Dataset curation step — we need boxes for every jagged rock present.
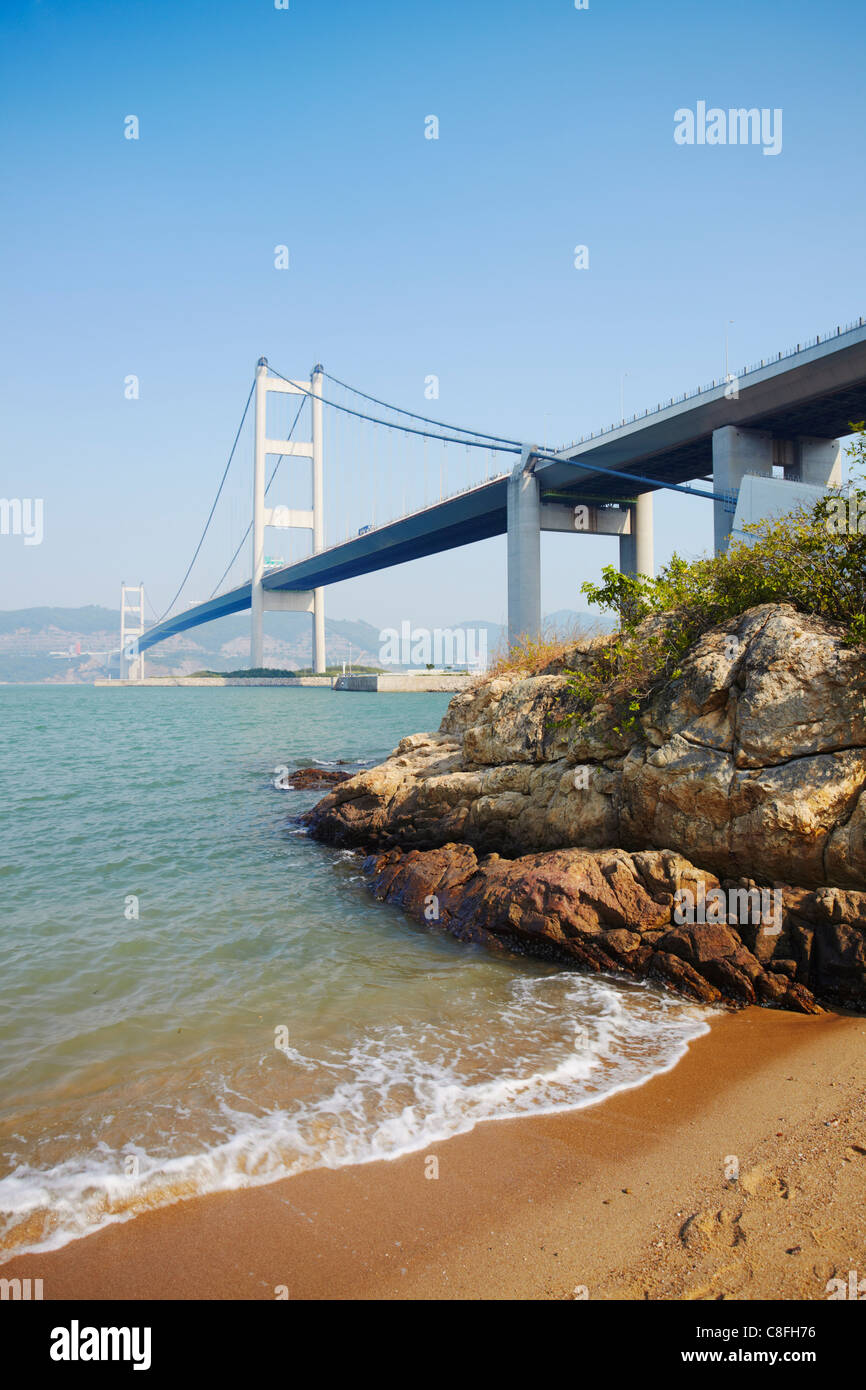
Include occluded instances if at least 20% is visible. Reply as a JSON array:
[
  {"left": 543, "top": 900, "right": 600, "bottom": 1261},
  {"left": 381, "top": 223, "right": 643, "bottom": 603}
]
[
  {"left": 306, "top": 606, "right": 866, "bottom": 888},
  {"left": 650, "top": 951, "right": 723, "bottom": 1005},
  {"left": 304, "top": 604, "right": 866, "bottom": 1012},
  {"left": 359, "top": 843, "right": 823, "bottom": 1012},
  {"left": 283, "top": 768, "right": 352, "bottom": 790}
]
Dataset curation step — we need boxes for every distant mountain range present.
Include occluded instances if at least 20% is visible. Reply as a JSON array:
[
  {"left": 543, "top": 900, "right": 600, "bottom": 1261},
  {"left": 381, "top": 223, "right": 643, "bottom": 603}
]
[{"left": 0, "top": 606, "right": 614, "bottom": 683}]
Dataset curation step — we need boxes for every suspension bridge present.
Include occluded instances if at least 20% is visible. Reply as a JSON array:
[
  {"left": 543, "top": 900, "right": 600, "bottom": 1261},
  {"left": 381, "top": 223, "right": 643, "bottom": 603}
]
[{"left": 118, "top": 317, "right": 866, "bottom": 676}]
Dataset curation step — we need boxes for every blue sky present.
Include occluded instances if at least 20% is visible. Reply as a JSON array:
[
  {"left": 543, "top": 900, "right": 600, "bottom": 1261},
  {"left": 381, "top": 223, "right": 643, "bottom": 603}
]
[{"left": 1, "top": 0, "right": 864, "bottom": 632}]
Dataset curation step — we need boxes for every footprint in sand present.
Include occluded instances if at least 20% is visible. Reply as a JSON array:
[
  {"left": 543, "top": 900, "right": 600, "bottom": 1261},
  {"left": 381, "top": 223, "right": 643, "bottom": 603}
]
[
  {"left": 684, "top": 1260, "right": 753, "bottom": 1300},
  {"left": 740, "top": 1165, "right": 793, "bottom": 1200},
  {"left": 679, "top": 1207, "right": 745, "bottom": 1251}
]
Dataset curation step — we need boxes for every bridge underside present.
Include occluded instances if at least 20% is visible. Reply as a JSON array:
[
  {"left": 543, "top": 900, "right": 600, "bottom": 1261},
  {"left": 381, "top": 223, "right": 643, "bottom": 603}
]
[
  {"left": 137, "top": 585, "right": 251, "bottom": 654},
  {"left": 136, "top": 477, "right": 635, "bottom": 655},
  {"left": 549, "top": 325, "right": 866, "bottom": 500}
]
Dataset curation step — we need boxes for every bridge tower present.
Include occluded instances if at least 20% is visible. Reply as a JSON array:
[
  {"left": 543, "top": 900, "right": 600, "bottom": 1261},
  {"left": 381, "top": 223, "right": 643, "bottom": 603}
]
[
  {"left": 250, "top": 359, "right": 326, "bottom": 673},
  {"left": 120, "top": 582, "right": 145, "bottom": 680}
]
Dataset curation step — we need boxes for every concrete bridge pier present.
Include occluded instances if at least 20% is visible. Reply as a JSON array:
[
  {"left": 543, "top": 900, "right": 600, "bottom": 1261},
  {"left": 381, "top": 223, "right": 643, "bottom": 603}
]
[
  {"left": 507, "top": 447, "right": 541, "bottom": 648},
  {"left": 618, "top": 492, "right": 655, "bottom": 579},
  {"left": 789, "top": 436, "right": 842, "bottom": 486},
  {"left": 712, "top": 425, "right": 841, "bottom": 553},
  {"left": 506, "top": 448, "right": 656, "bottom": 648}
]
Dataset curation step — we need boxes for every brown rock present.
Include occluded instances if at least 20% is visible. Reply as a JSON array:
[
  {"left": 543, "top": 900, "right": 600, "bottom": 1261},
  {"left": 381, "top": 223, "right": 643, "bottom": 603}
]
[
  {"left": 699, "top": 957, "right": 757, "bottom": 1005},
  {"left": 782, "top": 982, "right": 824, "bottom": 1015},
  {"left": 285, "top": 768, "right": 352, "bottom": 790},
  {"left": 304, "top": 602, "right": 865, "bottom": 1013},
  {"left": 755, "top": 972, "right": 789, "bottom": 1003},
  {"left": 307, "top": 605, "right": 866, "bottom": 886},
  {"left": 648, "top": 951, "right": 723, "bottom": 1005}
]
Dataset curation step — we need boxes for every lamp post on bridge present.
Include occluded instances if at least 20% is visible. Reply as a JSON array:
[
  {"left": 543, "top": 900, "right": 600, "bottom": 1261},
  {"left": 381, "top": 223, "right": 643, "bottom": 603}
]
[{"left": 724, "top": 320, "right": 734, "bottom": 381}]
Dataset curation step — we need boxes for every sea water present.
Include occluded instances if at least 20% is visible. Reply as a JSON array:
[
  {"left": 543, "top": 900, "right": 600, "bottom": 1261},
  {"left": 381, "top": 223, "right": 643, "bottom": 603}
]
[{"left": 0, "top": 685, "right": 709, "bottom": 1258}]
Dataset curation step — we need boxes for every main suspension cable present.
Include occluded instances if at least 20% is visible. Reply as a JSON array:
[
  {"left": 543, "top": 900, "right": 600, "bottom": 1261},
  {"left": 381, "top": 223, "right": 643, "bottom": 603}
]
[
  {"left": 154, "top": 377, "right": 255, "bottom": 623},
  {"left": 266, "top": 363, "right": 521, "bottom": 453},
  {"left": 321, "top": 368, "right": 522, "bottom": 446}
]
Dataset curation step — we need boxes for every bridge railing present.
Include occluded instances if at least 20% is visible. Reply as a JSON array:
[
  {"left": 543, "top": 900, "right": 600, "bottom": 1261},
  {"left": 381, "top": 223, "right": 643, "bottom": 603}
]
[
  {"left": 263, "top": 466, "right": 515, "bottom": 574},
  {"left": 557, "top": 315, "right": 866, "bottom": 453}
]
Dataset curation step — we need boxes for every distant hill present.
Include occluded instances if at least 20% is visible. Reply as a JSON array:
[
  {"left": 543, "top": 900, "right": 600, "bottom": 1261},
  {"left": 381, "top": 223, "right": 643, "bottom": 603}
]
[
  {"left": 0, "top": 607, "right": 387, "bottom": 683},
  {"left": 0, "top": 606, "right": 615, "bottom": 683},
  {"left": 0, "top": 606, "right": 119, "bottom": 636}
]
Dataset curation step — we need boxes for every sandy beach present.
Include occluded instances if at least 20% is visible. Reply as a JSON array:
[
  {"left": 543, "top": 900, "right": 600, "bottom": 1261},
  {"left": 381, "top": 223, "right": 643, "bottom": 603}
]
[{"left": 5, "top": 1004, "right": 865, "bottom": 1301}]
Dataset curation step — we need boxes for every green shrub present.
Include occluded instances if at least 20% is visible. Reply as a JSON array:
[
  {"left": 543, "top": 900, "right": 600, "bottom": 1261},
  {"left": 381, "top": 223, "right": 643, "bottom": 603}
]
[{"left": 563, "top": 423, "right": 866, "bottom": 735}]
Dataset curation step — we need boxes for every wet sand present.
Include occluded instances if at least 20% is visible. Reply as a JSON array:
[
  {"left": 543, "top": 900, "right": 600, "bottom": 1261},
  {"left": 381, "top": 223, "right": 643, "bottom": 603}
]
[{"left": 5, "top": 1006, "right": 866, "bottom": 1300}]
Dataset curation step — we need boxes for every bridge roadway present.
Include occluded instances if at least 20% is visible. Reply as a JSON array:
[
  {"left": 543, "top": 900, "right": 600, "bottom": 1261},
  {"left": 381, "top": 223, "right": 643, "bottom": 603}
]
[{"left": 138, "top": 318, "right": 866, "bottom": 656}]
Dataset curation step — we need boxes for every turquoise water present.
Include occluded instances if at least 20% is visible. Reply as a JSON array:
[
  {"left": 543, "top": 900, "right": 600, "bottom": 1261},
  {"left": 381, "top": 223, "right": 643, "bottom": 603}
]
[{"left": 0, "top": 686, "right": 709, "bottom": 1258}]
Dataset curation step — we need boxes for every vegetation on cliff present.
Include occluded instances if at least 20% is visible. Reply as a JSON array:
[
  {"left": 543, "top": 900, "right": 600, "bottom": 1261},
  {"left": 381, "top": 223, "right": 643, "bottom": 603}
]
[{"left": 565, "top": 424, "right": 866, "bottom": 735}]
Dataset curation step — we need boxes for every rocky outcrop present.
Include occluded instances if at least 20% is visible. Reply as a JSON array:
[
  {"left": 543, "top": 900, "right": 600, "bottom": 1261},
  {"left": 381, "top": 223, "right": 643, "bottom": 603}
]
[
  {"left": 362, "top": 844, "right": 833, "bottom": 1012},
  {"left": 283, "top": 768, "right": 352, "bottom": 790},
  {"left": 306, "top": 606, "right": 866, "bottom": 886},
  {"left": 304, "top": 605, "right": 866, "bottom": 1012}
]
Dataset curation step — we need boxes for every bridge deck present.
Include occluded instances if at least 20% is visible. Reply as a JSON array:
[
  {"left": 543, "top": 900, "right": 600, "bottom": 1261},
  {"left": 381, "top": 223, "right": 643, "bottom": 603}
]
[{"left": 138, "top": 319, "right": 866, "bottom": 653}]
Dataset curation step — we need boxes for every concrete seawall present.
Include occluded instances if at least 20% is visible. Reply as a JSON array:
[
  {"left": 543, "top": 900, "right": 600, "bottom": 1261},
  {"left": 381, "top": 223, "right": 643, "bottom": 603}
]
[
  {"left": 332, "top": 674, "right": 473, "bottom": 692},
  {"left": 94, "top": 677, "right": 334, "bottom": 688},
  {"left": 95, "top": 674, "right": 475, "bottom": 691}
]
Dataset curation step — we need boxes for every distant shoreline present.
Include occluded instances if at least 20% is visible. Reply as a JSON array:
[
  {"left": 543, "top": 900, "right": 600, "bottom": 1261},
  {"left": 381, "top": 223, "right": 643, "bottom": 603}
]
[{"left": 92, "top": 673, "right": 474, "bottom": 691}]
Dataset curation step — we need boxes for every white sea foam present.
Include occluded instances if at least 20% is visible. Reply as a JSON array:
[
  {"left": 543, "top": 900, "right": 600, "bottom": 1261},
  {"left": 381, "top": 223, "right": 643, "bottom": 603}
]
[
  {"left": 0, "top": 972, "right": 711, "bottom": 1261},
  {"left": 0, "top": 686, "right": 715, "bottom": 1265}
]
